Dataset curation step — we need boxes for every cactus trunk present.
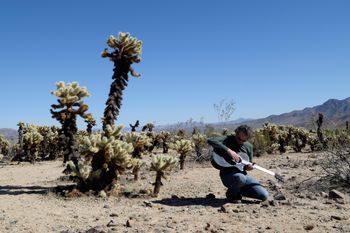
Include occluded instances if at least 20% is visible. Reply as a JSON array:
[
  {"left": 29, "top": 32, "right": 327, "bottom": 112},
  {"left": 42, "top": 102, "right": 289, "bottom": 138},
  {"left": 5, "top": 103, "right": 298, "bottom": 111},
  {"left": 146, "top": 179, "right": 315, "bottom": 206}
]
[
  {"left": 179, "top": 154, "right": 185, "bottom": 170},
  {"left": 102, "top": 59, "right": 131, "bottom": 132},
  {"left": 153, "top": 171, "right": 163, "bottom": 196}
]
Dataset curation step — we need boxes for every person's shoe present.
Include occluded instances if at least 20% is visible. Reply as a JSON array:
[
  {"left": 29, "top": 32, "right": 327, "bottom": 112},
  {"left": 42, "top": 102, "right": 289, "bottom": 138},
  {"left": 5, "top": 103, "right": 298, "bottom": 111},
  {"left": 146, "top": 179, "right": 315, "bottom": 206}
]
[{"left": 225, "top": 190, "right": 242, "bottom": 203}]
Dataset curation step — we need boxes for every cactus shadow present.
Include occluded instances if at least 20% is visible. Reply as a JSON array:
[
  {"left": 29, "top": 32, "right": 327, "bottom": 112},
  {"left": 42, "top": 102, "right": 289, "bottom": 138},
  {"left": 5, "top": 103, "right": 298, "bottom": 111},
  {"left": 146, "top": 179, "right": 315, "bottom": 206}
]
[{"left": 0, "top": 185, "right": 54, "bottom": 196}]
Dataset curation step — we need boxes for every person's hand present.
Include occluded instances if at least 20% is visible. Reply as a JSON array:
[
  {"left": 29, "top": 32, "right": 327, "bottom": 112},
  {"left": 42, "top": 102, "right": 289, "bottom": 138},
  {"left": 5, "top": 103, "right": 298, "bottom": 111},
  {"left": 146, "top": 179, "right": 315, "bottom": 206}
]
[
  {"left": 227, "top": 149, "right": 241, "bottom": 163},
  {"left": 244, "top": 164, "right": 254, "bottom": 171}
]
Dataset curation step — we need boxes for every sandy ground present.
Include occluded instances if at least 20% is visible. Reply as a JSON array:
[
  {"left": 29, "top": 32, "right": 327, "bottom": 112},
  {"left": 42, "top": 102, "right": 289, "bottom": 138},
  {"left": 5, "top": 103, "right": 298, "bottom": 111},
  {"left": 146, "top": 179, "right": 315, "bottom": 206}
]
[{"left": 0, "top": 152, "right": 349, "bottom": 233}]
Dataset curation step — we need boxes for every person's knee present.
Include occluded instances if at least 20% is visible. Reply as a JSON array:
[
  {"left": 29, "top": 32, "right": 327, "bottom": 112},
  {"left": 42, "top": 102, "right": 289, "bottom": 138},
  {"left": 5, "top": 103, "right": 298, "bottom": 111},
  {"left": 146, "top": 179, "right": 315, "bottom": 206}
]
[{"left": 259, "top": 189, "right": 269, "bottom": 201}]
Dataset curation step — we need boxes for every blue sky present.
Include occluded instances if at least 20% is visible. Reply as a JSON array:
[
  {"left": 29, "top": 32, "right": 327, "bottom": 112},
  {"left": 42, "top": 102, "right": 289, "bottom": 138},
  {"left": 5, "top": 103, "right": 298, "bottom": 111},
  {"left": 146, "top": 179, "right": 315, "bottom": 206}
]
[{"left": 0, "top": 0, "right": 349, "bottom": 129}]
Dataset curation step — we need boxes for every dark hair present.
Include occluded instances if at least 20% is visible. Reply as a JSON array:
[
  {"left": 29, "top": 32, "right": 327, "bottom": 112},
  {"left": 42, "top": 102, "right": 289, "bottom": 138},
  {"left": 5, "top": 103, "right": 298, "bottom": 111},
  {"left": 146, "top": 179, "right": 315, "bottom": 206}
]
[{"left": 235, "top": 124, "right": 253, "bottom": 137}]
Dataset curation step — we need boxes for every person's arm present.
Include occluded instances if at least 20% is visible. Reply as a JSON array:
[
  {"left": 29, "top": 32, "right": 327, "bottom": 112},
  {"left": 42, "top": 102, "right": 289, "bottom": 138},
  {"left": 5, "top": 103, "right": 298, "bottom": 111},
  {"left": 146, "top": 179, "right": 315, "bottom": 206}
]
[
  {"left": 207, "top": 136, "right": 240, "bottom": 162},
  {"left": 207, "top": 136, "right": 229, "bottom": 152},
  {"left": 244, "top": 142, "right": 254, "bottom": 171}
]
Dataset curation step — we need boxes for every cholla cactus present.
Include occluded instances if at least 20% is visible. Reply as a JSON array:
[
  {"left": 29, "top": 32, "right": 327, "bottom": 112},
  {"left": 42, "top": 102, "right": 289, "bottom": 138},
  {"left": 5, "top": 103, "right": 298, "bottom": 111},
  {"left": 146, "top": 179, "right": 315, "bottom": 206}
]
[
  {"left": 150, "top": 154, "right": 178, "bottom": 196},
  {"left": 222, "top": 128, "right": 229, "bottom": 136},
  {"left": 124, "top": 132, "right": 152, "bottom": 158},
  {"left": 0, "top": 134, "right": 10, "bottom": 157},
  {"left": 37, "top": 126, "right": 60, "bottom": 160},
  {"left": 22, "top": 125, "right": 44, "bottom": 163},
  {"left": 75, "top": 125, "right": 134, "bottom": 191},
  {"left": 170, "top": 139, "right": 194, "bottom": 170},
  {"left": 191, "top": 133, "right": 207, "bottom": 158},
  {"left": 0, "top": 154, "right": 3, "bottom": 161},
  {"left": 51, "top": 81, "right": 93, "bottom": 164},
  {"left": 142, "top": 123, "right": 154, "bottom": 132},
  {"left": 132, "top": 159, "right": 145, "bottom": 181},
  {"left": 85, "top": 114, "right": 96, "bottom": 134},
  {"left": 159, "top": 131, "right": 171, "bottom": 153},
  {"left": 101, "top": 32, "right": 142, "bottom": 131},
  {"left": 129, "top": 120, "right": 140, "bottom": 132}
]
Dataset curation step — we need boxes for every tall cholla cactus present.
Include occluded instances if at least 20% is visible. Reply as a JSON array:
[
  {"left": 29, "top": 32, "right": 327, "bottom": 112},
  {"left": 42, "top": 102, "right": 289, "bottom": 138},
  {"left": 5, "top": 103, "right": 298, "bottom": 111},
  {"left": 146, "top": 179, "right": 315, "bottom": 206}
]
[
  {"left": 150, "top": 155, "right": 178, "bottom": 196},
  {"left": 22, "top": 125, "right": 44, "bottom": 163},
  {"left": 170, "top": 139, "right": 194, "bottom": 170},
  {"left": 73, "top": 125, "right": 135, "bottom": 191},
  {"left": 101, "top": 32, "right": 142, "bottom": 131},
  {"left": 124, "top": 132, "right": 152, "bottom": 158},
  {"left": 191, "top": 133, "right": 207, "bottom": 158},
  {"left": 51, "top": 81, "right": 93, "bottom": 164}
]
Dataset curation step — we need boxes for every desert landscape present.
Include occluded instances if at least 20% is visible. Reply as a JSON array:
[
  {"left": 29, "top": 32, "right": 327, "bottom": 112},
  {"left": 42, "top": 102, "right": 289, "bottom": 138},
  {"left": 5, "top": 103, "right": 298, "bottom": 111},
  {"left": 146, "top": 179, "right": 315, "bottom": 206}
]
[
  {"left": 1, "top": 2, "right": 350, "bottom": 233},
  {"left": 1, "top": 150, "right": 349, "bottom": 233}
]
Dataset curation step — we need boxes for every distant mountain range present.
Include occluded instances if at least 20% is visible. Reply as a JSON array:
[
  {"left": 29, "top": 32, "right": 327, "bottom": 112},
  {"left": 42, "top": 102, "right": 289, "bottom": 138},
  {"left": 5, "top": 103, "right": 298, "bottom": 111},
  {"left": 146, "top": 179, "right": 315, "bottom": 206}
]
[
  {"left": 2, "top": 97, "right": 350, "bottom": 142},
  {"left": 238, "top": 97, "right": 350, "bottom": 130}
]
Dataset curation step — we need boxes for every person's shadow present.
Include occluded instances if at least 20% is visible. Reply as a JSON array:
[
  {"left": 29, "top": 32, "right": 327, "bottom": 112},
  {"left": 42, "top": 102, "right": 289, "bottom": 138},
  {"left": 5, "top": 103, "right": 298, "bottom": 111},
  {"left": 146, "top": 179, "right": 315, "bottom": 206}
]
[
  {"left": 0, "top": 185, "right": 54, "bottom": 195},
  {"left": 153, "top": 196, "right": 261, "bottom": 207}
]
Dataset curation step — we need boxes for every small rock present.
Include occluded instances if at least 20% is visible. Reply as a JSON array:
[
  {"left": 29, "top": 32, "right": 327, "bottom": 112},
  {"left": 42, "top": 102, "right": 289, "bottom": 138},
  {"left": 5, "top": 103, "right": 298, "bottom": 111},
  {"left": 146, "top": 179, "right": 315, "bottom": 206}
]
[
  {"left": 107, "top": 220, "right": 117, "bottom": 227},
  {"left": 126, "top": 219, "right": 132, "bottom": 227},
  {"left": 329, "top": 189, "right": 346, "bottom": 199},
  {"left": 269, "top": 200, "right": 278, "bottom": 206},
  {"left": 306, "top": 194, "right": 318, "bottom": 200},
  {"left": 218, "top": 205, "right": 228, "bottom": 213},
  {"left": 103, "top": 205, "right": 110, "bottom": 209},
  {"left": 273, "top": 192, "right": 286, "bottom": 200},
  {"left": 335, "top": 198, "right": 345, "bottom": 204},
  {"left": 143, "top": 201, "right": 153, "bottom": 207},
  {"left": 320, "top": 192, "right": 328, "bottom": 198},
  {"left": 109, "top": 213, "right": 118, "bottom": 217},
  {"left": 171, "top": 194, "right": 179, "bottom": 199},
  {"left": 304, "top": 224, "right": 315, "bottom": 231},
  {"left": 206, "top": 193, "right": 216, "bottom": 199},
  {"left": 98, "top": 190, "right": 107, "bottom": 198},
  {"left": 331, "top": 215, "right": 342, "bottom": 221},
  {"left": 205, "top": 223, "right": 211, "bottom": 231}
]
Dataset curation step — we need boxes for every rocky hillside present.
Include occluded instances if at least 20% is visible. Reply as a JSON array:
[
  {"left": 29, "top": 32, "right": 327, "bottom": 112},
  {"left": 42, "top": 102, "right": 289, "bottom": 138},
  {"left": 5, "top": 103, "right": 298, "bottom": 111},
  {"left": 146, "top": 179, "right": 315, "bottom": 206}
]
[
  {"left": 0, "top": 128, "right": 17, "bottom": 143},
  {"left": 240, "top": 97, "right": 350, "bottom": 129}
]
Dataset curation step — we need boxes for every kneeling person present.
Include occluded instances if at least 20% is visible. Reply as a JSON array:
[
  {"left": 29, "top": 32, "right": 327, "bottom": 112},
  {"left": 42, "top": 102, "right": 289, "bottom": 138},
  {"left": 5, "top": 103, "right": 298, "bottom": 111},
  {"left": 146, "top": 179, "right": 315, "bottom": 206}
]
[{"left": 207, "top": 125, "right": 268, "bottom": 202}]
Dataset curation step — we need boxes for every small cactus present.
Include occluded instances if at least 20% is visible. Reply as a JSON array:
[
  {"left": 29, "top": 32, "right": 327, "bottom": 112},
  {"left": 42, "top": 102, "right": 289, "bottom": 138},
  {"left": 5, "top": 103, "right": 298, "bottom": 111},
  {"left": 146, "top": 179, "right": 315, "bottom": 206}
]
[
  {"left": 131, "top": 159, "right": 145, "bottom": 181},
  {"left": 150, "top": 155, "right": 178, "bottom": 196},
  {"left": 124, "top": 132, "right": 152, "bottom": 158},
  {"left": 170, "top": 139, "right": 194, "bottom": 170}
]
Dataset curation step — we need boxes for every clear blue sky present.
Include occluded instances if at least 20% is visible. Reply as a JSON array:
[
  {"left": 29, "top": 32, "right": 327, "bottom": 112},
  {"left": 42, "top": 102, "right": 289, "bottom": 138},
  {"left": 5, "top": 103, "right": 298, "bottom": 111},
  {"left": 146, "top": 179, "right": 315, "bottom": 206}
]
[{"left": 1, "top": 0, "right": 349, "bottom": 129}]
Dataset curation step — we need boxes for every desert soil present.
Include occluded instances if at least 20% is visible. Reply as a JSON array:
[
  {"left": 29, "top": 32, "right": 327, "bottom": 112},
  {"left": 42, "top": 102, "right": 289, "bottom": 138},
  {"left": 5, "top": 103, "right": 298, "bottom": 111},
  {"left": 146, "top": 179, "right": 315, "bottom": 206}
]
[{"left": 0, "top": 152, "right": 349, "bottom": 233}]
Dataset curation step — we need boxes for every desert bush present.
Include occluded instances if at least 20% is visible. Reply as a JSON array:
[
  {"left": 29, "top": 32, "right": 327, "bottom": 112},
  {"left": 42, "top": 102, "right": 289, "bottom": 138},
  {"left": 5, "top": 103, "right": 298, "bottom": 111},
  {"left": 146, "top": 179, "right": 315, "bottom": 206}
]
[{"left": 319, "top": 147, "right": 350, "bottom": 186}]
